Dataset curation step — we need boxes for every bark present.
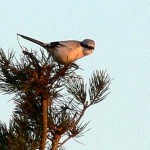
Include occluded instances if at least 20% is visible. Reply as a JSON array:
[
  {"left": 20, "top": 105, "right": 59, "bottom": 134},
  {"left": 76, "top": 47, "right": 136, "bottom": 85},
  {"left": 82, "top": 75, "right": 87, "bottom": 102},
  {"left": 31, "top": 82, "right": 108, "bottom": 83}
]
[
  {"left": 40, "top": 98, "right": 48, "bottom": 150},
  {"left": 51, "top": 134, "right": 61, "bottom": 150}
]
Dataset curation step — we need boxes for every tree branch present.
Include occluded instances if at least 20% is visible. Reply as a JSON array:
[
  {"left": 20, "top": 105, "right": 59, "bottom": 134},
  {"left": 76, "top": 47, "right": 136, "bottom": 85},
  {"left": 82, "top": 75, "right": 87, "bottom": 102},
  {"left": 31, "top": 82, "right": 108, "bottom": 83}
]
[{"left": 51, "top": 134, "right": 61, "bottom": 150}]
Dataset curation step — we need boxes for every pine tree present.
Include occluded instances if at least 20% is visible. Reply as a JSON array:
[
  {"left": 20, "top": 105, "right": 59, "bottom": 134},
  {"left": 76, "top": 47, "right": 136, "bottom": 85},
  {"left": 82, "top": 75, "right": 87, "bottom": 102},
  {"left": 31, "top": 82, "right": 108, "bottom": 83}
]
[{"left": 0, "top": 47, "right": 111, "bottom": 150}]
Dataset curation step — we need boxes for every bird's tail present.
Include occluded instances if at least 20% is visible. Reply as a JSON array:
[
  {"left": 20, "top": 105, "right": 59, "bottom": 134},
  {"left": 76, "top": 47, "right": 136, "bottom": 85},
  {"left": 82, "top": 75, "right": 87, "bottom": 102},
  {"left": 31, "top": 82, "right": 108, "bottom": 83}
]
[{"left": 17, "top": 34, "right": 47, "bottom": 48}]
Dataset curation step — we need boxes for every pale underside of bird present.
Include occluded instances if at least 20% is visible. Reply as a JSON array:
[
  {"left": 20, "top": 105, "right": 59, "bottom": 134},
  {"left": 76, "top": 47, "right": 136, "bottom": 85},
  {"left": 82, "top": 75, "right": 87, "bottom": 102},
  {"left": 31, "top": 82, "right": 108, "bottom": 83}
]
[{"left": 17, "top": 34, "right": 95, "bottom": 64}]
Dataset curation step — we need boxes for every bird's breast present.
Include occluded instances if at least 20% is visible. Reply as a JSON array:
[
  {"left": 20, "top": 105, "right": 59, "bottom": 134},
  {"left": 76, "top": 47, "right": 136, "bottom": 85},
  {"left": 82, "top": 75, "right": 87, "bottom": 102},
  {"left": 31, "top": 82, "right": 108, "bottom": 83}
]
[{"left": 52, "top": 47, "right": 85, "bottom": 64}]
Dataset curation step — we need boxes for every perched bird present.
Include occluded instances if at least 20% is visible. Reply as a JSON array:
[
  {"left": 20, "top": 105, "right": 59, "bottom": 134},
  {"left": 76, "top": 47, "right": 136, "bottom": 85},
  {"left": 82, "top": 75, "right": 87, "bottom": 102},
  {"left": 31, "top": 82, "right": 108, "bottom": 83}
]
[{"left": 17, "top": 34, "right": 95, "bottom": 64}]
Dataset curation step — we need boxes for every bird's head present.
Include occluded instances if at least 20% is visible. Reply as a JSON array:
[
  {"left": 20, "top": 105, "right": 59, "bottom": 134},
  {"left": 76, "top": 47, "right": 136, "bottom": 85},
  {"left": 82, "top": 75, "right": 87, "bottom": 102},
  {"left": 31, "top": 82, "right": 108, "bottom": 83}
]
[{"left": 81, "top": 39, "right": 95, "bottom": 55}]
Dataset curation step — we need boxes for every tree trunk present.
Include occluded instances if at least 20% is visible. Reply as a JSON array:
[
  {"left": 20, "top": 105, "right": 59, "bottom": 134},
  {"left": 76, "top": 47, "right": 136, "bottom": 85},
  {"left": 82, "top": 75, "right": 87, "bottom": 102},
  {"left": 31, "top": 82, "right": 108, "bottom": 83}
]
[{"left": 40, "top": 98, "right": 48, "bottom": 150}]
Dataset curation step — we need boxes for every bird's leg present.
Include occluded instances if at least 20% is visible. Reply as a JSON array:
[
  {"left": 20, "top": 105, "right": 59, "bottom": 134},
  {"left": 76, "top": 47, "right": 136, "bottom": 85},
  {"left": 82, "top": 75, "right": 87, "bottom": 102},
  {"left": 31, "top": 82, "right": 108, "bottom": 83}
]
[{"left": 70, "top": 63, "right": 79, "bottom": 69}]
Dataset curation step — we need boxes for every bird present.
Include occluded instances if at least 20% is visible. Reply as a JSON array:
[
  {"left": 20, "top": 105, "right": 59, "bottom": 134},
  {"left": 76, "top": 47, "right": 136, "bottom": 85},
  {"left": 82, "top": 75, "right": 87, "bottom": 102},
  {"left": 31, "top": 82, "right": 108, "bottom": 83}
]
[{"left": 17, "top": 34, "right": 95, "bottom": 64}]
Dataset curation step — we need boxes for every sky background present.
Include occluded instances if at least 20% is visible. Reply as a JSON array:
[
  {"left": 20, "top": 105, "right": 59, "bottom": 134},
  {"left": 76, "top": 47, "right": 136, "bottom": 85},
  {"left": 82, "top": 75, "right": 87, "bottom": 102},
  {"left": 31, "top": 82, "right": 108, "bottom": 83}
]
[{"left": 0, "top": 0, "right": 150, "bottom": 150}]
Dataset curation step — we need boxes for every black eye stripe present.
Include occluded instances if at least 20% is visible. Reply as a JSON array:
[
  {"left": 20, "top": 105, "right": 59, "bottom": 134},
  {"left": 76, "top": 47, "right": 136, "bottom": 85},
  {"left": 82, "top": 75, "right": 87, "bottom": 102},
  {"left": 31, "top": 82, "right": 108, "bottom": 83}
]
[
  {"left": 80, "top": 42, "right": 94, "bottom": 49},
  {"left": 87, "top": 46, "right": 94, "bottom": 50}
]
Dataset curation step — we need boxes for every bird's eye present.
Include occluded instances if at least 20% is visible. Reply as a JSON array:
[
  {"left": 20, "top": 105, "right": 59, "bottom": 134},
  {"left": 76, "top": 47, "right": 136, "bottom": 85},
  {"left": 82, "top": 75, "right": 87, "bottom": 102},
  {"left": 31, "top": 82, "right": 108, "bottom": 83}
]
[
  {"left": 87, "top": 46, "right": 94, "bottom": 50},
  {"left": 80, "top": 42, "right": 94, "bottom": 50}
]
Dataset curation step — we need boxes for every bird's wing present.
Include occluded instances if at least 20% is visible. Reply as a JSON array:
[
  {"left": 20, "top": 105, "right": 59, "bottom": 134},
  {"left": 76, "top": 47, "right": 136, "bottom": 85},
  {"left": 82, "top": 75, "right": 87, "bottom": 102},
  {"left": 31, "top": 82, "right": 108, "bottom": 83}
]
[
  {"left": 49, "top": 41, "right": 64, "bottom": 49},
  {"left": 55, "top": 40, "right": 80, "bottom": 50},
  {"left": 17, "top": 34, "right": 47, "bottom": 47}
]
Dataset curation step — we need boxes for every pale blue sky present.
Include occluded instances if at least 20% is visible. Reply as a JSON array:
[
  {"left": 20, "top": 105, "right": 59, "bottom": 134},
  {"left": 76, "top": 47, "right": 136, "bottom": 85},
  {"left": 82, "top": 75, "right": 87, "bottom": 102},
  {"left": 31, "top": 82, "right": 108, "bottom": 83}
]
[{"left": 0, "top": 0, "right": 150, "bottom": 150}]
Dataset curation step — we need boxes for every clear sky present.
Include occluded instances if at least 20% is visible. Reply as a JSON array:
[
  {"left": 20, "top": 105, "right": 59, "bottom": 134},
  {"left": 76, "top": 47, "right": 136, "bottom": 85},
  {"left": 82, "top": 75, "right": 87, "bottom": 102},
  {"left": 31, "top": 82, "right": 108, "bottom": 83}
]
[{"left": 0, "top": 0, "right": 150, "bottom": 149}]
